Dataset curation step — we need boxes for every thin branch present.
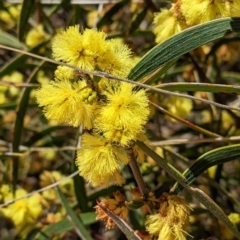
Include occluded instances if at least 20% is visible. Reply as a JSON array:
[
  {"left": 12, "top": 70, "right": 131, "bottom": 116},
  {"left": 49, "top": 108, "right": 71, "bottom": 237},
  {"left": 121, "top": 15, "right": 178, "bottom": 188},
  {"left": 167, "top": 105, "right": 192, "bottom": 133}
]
[
  {"left": 0, "top": 171, "right": 79, "bottom": 207},
  {"left": 150, "top": 101, "right": 222, "bottom": 138},
  {"left": 149, "top": 136, "right": 240, "bottom": 146},
  {"left": 1, "top": 45, "right": 240, "bottom": 111},
  {"left": 127, "top": 148, "right": 149, "bottom": 200},
  {"left": 0, "top": 80, "right": 39, "bottom": 88},
  {"left": 1, "top": 135, "right": 240, "bottom": 155}
]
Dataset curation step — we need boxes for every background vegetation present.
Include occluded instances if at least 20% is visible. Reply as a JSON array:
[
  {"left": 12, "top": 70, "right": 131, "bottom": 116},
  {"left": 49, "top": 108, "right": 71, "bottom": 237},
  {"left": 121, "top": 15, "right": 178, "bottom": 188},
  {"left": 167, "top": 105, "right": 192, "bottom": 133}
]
[{"left": 1, "top": 0, "right": 240, "bottom": 239}]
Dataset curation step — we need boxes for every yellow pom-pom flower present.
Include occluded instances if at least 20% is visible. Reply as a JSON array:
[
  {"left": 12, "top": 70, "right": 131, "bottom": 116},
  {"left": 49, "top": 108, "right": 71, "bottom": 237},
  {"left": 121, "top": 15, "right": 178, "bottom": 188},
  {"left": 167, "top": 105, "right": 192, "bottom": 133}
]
[
  {"left": 95, "top": 82, "right": 150, "bottom": 146},
  {"left": 25, "top": 24, "right": 48, "bottom": 48},
  {"left": 226, "top": 0, "right": 240, "bottom": 17},
  {"left": 1, "top": 188, "right": 43, "bottom": 236},
  {"left": 145, "top": 193, "right": 191, "bottom": 240},
  {"left": 52, "top": 26, "right": 108, "bottom": 71},
  {"left": 101, "top": 38, "right": 133, "bottom": 77},
  {"left": 52, "top": 26, "right": 132, "bottom": 77},
  {"left": 76, "top": 134, "right": 129, "bottom": 187},
  {"left": 0, "top": 4, "right": 21, "bottom": 28},
  {"left": 35, "top": 79, "right": 96, "bottom": 128},
  {"left": 153, "top": 4, "right": 186, "bottom": 44},
  {"left": 181, "top": 0, "right": 230, "bottom": 26}
]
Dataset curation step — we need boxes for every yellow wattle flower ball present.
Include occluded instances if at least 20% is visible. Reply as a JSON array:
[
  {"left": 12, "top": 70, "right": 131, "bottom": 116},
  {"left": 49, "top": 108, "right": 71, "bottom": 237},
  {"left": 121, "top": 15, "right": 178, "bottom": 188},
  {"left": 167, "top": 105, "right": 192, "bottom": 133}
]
[
  {"left": 95, "top": 82, "right": 150, "bottom": 146},
  {"left": 227, "top": 0, "right": 240, "bottom": 17},
  {"left": 25, "top": 24, "right": 48, "bottom": 48},
  {"left": 102, "top": 38, "right": 133, "bottom": 77},
  {"left": 52, "top": 26, "right": 108, "bottom": 71},
  {"left": 52, "top": 26, "right": 133, "bottom": 77},
  {"left": 153, "top": 4, "right": 186, "bottom": 44},
  {"left": 35, "top": 79, "right": 96, "bottom": 129},
  {"left": 180, "top": 0, "right": 230, "bottom": 26},
  {"left": 1, "top": 189, "right": 43, "bottom": 235},
  {"left": 0, "top": 4, "right": 21, "bottom": 28},
  {"left": 145, "top": 193, "right": 191, "bottom": 240},
  {"left": 76, "top": 134, "right": 129, "bottom": 187}
]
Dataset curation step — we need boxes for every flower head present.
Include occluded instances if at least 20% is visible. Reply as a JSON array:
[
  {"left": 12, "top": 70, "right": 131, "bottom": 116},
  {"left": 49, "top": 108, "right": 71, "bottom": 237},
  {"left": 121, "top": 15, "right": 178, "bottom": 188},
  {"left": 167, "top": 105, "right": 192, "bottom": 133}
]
[
  {"left": 76, "top": 134, "right": 129, "bottom": 187},
  {"left": 35, "top": 79, "right": 96, "bottom": 128},
  {"left": 95, "top": 82, "right": 150, "bottom": 146},
  {"left": 145, "top": 193, "right": 191, "bottom": 240},
  {"left": 1, "top": 188, "right": 43, "bottom": 235},
  {"left": 153, "top": 4, "right": 186, "bottom": 44},
  {"left": 0, "top": 4, "right": 21, "bottom": 28},
  {"left": 100, "top": 39, "right": 133, "bottom": 77},
  {"left": 25, "top": 24, "right": 48, "bottom": 48},
  {"left": 52, "top": 26, "right": 132, "bottom": 77},
  {"left": 180, "top": 0, "right": 229, "bottom": 26},
  {"left": 227, "top": 0, "right": 240, "bottom": 17}
]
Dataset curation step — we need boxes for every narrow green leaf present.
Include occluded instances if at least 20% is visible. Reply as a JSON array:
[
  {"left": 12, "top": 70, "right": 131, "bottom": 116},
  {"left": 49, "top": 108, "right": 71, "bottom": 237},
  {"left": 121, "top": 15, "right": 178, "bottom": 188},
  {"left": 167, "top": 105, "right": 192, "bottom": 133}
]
[
  {"left": 156, "top": 82, "right": 240, "bottom": 94},
  {"left": 137, "top": 141, "right": 240, "bottom": 239},
  {"left": 172, "top": 144, "right": 240, "bottom": 194},
  {"left": 0, "top": 102, "right": 22, "bottom": 110},
  {"left": 129, "top": 8, "right": 148, "bottom": 34},
  {"left": 12, "top": 62, "right": 44, "bottom": 192},
  {"left": 0, "top": 0, "right": 4, "bottom": 9},
  {"left": 73, "top": 158, "right": 91, "bottom": 212},
  {"left": 35, "top": 212, "right": 96, "bottom": 240},
  {"left": 56, "top": 186, "right": 94, "bottom": 240},
  {"left": 153, "top": 103, "right": 221, "bottom": 138},
  {"left": 189, "top": 187, "right": 240, "bottom": 240},
  {"left": 222, "top": 71, "right": 240, "bottom": 82},
  {"left": 0, "top": 30, "right": 26, "bottom": 49},
  {"left": 18, "top": 0, "right": 34, "bottom": 41},
  {"left": 98, "top": 204, "right": 141, "bottom": 240},
  {"left": 145, "top": 59, "right": 178, "bottom": 84},
  {"left": 136, "top": 141, "right": 186, "bottom": 185},
  {"left": 128, "top": 18, "right": 240, "bottom": 81}
]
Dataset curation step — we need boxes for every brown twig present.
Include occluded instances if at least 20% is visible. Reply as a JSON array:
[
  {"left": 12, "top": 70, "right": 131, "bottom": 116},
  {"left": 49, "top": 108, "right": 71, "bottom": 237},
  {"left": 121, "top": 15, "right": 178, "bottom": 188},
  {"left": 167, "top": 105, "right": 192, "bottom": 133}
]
[{"left": 127, "top": 147, "right": 149, "bottom": 200}]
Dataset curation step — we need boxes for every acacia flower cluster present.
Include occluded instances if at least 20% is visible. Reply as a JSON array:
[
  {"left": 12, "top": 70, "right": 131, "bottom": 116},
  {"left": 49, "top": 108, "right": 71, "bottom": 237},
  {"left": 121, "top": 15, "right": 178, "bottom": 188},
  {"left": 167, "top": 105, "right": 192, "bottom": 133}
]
[
  {"left": 145, "top": 193, "right": 191, "bottom": 240},
  {"left": 36, "top": 26, "right": 150, "bottom": 187},
  {"left": 153, "top": 0, "right": 240, "bottom": 43},
  {"left": 0, "top": 186, "right": 43, "bottom": 238}
]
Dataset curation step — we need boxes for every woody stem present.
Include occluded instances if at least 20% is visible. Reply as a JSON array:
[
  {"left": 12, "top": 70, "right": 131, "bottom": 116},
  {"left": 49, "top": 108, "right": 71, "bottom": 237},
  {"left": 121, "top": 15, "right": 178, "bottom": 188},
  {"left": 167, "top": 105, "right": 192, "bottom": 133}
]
[{"left": 127, "top": 147, "right": 149, "bottom": 201}]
